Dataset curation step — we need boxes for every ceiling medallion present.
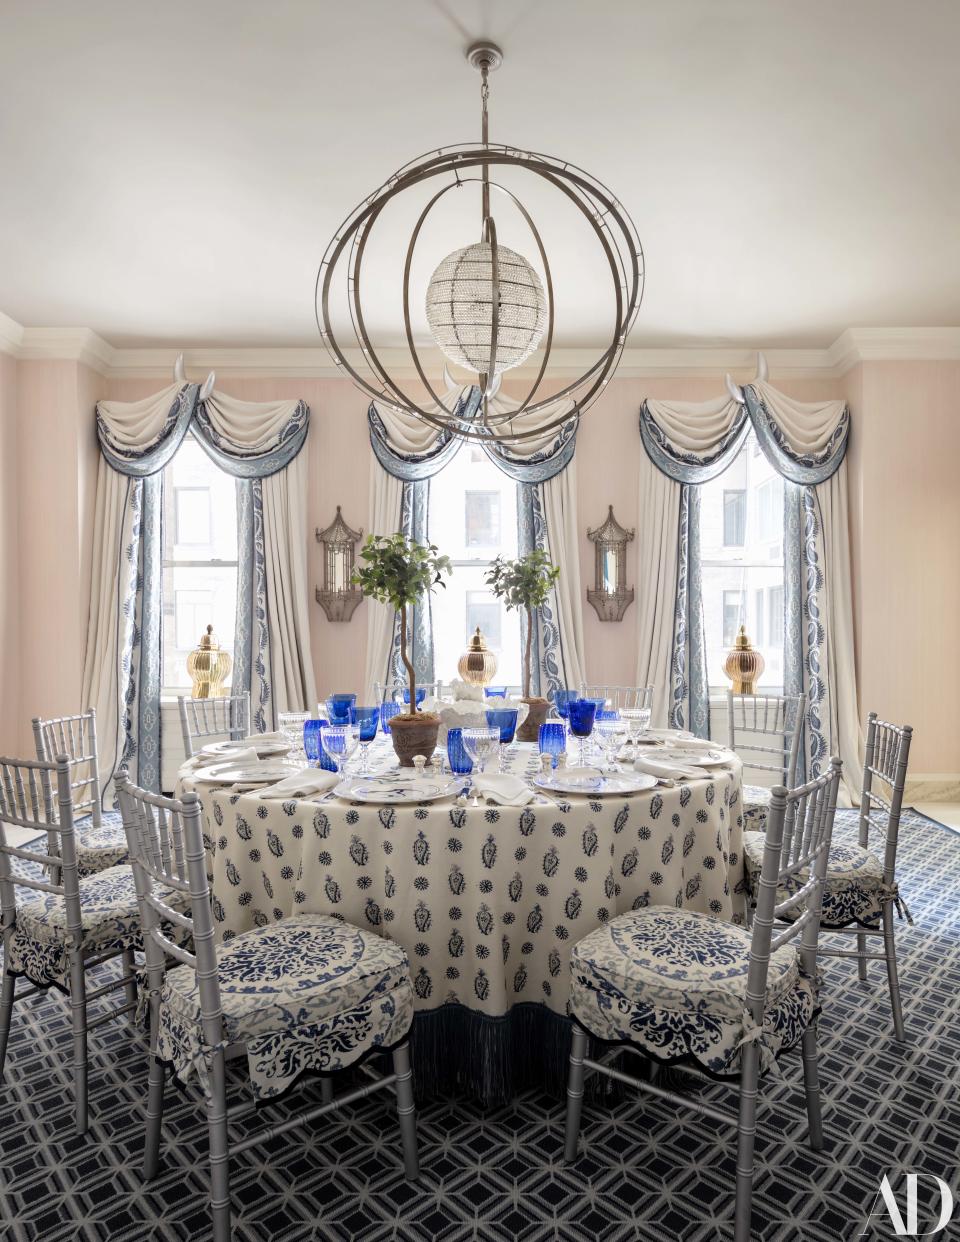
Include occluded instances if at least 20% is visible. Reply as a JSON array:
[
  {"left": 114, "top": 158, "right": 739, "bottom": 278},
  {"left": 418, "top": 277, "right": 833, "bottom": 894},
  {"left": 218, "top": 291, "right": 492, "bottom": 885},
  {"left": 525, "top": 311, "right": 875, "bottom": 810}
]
[{"left": 315, "top": 42, "right": 644, "bottom": 443}]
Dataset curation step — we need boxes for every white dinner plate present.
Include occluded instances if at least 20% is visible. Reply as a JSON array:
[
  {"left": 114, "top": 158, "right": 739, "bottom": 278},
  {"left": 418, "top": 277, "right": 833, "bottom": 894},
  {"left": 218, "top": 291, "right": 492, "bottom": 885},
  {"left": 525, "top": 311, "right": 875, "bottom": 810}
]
[
  {"left": 657, "top": 746, "right": 735, "bottom": 768},
  {"left": 200, "top": 738, "right": 291, "bottom": 760},
  {"left": 335, "top": 775, "right": 459, "bottom": 804},
  {"left": 535, "top": 771, "right": 658, "bottom": 796},
  {"left": 194, "top": 760, "right": 296, "bottom": 786}
]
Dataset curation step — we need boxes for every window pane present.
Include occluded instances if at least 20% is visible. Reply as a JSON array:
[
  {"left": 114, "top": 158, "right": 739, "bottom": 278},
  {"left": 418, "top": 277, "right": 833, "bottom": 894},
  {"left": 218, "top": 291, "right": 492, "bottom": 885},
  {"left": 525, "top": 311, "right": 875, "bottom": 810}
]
[
  {"left": 723, "top": 490, "right": 746, "bottom": 546},
  {"left": 722, "top": 591, "right": 741, "bottom": 646},
  {"left": 465, "top": 490, "right": 501, "bottom": 548},
  {"left": 162, "top": 565, "right": 237, "bottom": 690},
  {"left": 754, "top": 587, "right": 765, "bottom": 646},
  {"left": 175, "top": 488, "right": 212, "bottom": 545},
  {"left": 466, "top": 592, "right": 502, "bottom": 648}
]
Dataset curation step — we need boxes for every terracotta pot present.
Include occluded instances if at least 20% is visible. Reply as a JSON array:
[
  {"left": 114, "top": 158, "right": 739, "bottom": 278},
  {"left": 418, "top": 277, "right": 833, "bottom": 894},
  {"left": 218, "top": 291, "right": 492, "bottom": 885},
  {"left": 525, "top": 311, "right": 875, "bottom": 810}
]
[
  {"left": 516, "top": 696, "right": 550, "bottom": 742},
  {"left": 388, "top": 712, "right": 441, "bottom": 768}
]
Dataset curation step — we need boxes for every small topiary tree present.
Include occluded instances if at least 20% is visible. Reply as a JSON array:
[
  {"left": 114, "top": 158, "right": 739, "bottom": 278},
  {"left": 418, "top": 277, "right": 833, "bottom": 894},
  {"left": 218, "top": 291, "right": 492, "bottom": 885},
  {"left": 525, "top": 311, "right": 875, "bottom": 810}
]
[
  {"left": 352, "top": 532, "right": 452, "bottom": 714},
  {"left": 485, "top": 549, "right": 560, "bottom": 700}
]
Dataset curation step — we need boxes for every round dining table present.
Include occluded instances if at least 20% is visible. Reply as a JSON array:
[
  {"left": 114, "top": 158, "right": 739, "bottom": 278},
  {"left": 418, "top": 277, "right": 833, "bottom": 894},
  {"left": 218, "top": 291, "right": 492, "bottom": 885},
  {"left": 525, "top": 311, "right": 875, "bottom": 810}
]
[{"left": 179, "top": 736, "right": 747, "bottom": 1103}]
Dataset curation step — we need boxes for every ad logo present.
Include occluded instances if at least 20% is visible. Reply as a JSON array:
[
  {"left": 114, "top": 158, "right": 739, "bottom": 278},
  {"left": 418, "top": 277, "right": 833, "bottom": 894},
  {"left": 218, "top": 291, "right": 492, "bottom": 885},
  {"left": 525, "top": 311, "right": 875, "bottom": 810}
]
[{"left": 860, "top": 1174, "right": 955, "bottom": 1238}]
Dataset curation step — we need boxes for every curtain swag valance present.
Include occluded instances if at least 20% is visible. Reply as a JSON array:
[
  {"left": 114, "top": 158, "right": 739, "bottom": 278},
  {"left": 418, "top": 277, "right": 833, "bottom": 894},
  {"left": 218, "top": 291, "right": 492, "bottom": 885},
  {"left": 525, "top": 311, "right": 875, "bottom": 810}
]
[
  {"left": 640, "top": 380, "right": 849, "bottom": 486},
  {"left": 96, "top": 384, "right": 310, "bottom": 479},
  {"left": 369, "top": 384, "right": 579, "bottom": 483}
]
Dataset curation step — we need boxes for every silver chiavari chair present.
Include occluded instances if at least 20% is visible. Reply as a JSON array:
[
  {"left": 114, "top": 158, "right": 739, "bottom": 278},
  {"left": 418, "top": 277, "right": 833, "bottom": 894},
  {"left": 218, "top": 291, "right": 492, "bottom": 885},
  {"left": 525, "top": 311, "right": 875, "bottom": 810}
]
[
  {"left": 564, "top": 757, "right": 842, "bottom": 1242},
  {"left": 0, "top": 756, "right": 153, "bottom": 1134},
  {"left": 118, "top": 774, "right": 419, "bottom": 1242},
  {"left": 824, "top": 713, "right": 913, "bottom": 1038},
  {"left": 727, "top": 691, "right": 806, "bottom": 830},
  {"left": 177, "top": 691, "right": 250, "bottom": 759},
  {"left": 32, "top": 707, "right": 128, "bottom": 877}
]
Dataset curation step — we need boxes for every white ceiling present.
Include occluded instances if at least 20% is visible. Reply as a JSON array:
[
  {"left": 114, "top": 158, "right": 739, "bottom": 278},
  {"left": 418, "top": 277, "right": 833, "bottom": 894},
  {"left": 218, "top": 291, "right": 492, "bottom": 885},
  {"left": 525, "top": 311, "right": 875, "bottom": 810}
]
[{"left": 1, "top": 0, "right": 959, "bottom": 351}]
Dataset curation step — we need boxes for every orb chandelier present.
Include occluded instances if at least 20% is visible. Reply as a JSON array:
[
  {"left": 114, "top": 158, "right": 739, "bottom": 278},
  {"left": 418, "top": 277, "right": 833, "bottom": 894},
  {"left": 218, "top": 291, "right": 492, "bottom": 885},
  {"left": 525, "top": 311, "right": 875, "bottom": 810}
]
[{"left": 315, "top": 42, "right": 644, "bottom": 443}]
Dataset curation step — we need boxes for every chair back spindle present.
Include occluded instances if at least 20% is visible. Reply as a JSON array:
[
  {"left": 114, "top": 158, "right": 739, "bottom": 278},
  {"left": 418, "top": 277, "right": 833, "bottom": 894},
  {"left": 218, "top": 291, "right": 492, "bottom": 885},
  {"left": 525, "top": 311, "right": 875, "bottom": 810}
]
[
  {"left": 32, "top": 709, "right": 103, "bottom": 827},
  {"left": 178, "top": 692, "right": 251, "bottom": 759},
  {"left": 858, "top": 712, "right": 913, "bottom": 885},
  {"left": 727, "top": 692, "right": 805, "bottom": 791}
]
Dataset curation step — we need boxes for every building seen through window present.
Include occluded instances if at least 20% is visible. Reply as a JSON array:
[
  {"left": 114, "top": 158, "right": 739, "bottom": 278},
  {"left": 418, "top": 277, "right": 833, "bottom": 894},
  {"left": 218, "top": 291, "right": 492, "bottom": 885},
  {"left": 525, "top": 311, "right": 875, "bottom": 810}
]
[
  {"left": 700, "top": 432, "right": 784, "bottom": 690},
  {"left": 429, "top": 447, "right": 522, "bottom": 687},
  {"left": 161, "top": 435, "right": 238, "bottom": 690}
]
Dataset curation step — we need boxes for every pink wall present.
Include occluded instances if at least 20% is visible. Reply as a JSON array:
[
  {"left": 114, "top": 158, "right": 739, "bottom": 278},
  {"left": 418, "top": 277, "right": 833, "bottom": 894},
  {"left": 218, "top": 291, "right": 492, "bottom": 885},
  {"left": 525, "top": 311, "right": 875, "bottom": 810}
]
[
  {"left": 0, "top": 352, "right": 19, "bottom": 754},
  {"left": 4, "top": 360, "right": 954, "bottom": 778}
]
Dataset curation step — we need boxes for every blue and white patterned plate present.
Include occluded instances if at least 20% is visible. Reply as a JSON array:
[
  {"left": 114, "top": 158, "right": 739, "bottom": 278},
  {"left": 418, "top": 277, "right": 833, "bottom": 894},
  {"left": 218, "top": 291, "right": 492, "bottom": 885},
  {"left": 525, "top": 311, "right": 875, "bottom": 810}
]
[{"left": 335, "top": 775, "right": 460, "bottom": 804}]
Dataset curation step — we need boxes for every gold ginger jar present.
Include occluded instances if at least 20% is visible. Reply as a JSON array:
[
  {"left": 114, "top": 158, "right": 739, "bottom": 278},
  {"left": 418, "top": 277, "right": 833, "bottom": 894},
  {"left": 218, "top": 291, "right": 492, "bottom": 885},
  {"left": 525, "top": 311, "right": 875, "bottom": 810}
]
[
  {"left": 458, "top": 626, "right": 498, "bottom": 687},
  {"left": 724, "top": 625, "right": 765, "bottom": 694},
  {"left": 187, "top": 625, "right": 233, "bottom": 699}
]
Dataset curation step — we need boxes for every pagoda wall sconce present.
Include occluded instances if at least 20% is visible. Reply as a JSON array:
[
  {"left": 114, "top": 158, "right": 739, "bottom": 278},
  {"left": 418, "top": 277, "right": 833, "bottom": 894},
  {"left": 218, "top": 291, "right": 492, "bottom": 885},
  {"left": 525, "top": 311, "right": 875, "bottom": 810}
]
[
  {"left": 586, "top": 505, "right": 635, "bottom": 622},
  {"left": 316, "top": 506, "right": 363, "bottom": 622}
]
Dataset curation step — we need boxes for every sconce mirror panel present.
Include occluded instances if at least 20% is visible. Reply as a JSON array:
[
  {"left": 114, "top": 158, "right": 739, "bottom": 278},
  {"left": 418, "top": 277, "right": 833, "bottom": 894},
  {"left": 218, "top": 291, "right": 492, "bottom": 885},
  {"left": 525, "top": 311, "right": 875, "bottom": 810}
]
[
  {"left": 586, "top": 505, "right": 635, "bottom": 622},
  {"left": 315, "top": 505, "right": 363, "bottom": 622}
]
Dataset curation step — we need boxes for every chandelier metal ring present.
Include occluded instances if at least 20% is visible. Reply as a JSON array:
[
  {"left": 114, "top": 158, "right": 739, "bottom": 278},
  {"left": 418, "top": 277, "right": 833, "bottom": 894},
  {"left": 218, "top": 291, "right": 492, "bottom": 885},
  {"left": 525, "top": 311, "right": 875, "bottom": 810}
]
[{"left": 315, "top": 46, "right": 644, "bottom": 444}]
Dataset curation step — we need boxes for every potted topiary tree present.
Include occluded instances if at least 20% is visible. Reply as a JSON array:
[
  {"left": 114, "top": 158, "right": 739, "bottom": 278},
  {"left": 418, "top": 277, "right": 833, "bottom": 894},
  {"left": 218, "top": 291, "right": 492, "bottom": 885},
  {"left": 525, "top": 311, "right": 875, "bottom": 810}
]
[
  {"left": 485, "top": 549, "right": 560, "bottom": 742},
  {"left": 352, "top": 532, "right": 452, "bottom": 766}
]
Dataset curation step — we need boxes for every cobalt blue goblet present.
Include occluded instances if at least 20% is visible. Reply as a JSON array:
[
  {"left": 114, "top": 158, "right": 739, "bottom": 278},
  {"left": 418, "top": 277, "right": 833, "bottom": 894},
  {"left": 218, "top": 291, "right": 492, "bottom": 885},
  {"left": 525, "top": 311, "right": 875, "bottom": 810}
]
[
  {"left": 325, "top": 693, "right": 356, "bottom": 725},
  {"left": 567, "top": 698, "right": 597, "bottom": 767},
  {"left": 349, "top": 706, "right": 380, "bottom": 773},
  {"left": 485, "top": 707, "right": 519, "bottom": 772},
  {"left": 554, "top": 689, "right": 579, "bottom": 721}
]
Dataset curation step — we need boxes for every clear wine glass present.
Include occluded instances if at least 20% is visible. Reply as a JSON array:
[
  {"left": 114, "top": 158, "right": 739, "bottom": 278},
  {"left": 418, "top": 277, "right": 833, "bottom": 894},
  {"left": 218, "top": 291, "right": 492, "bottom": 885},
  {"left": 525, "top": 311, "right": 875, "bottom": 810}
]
[
  {"left": 462, "top": 727, "right": 500, "bottom": 776},
  {"left": 278, "top": 711, "right": 310, "bottom": 764},
  {"left": 595, "top": 719, "right": 628, "bottom": 771},
  {"left": 320, "top": 724, "right": 360, "bottom": 777}
]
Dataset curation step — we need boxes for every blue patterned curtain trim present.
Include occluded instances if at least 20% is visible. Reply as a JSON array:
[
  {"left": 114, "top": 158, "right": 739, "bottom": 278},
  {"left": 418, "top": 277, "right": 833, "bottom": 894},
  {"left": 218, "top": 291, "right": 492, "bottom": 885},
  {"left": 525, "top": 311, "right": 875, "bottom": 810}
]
[
  {"left": 783, "top": 483, "right": 805, "bottom": 781},
  {"left": 233, "top": 479, "right": 255, "bottom": 711},
  {"left": 482, "top": 413, "right": 578, "bottom": 483},
  {"left": 668, "top": 486, "right": 709, "bottom": 738},
  {"left": 390, "top": 480, "right": 434, "bottom": 690},
  {"left": 639, "top": 399, "right": 750, "bottom": 484},
  {"left": 96, "top": 385, "right": 198, "bottom": 478},
  {"left": 136, "top": 475, "right": 163, "bottom": 791},
  {"left": 249, "top": 479, "right": 272, "bottom": 731},
  {"left": 744, "top": 386, "right": 848, "bottom": 485},
  {"left": 516, "top": 481, "right": 565, "bottom": 701},
  {"left": 194, "top": 399, "right": 310, "bottom": 479}
]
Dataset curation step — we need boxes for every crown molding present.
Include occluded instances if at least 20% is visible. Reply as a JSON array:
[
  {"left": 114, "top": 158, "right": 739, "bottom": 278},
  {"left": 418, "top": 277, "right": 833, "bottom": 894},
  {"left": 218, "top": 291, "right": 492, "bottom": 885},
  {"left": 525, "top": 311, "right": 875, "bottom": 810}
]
[{"left": 1, "top": 315, "right": 959, "bottom": 380}]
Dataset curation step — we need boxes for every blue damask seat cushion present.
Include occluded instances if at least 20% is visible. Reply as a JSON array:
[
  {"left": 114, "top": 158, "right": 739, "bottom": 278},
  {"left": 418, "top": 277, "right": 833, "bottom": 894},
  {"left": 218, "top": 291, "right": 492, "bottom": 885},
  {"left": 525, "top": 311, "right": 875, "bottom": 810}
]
[
  {"left": 156, "top": 912, "right": 414, "bottom": 1100},
  {"left": 742, "top": 784, "right": 772, "bottom": 831},
  {"left": 742, "top": 831, "right": 886, "bottom": 928},
  {"left": 8, "top": 864, "right": 188, "bottom": 988},
  {"left": 73, "top": 810, "right": 129, "bottom": 876},
  {"left": 569, "top": 906, "right": 815, "bottom": 1077}
]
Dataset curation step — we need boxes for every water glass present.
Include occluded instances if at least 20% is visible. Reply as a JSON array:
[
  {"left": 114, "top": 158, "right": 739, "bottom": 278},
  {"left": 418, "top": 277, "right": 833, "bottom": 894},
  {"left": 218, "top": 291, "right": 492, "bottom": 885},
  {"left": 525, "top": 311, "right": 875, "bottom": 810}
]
[
  {"left": 446, "top": 727, "right": 474, "bottom": 776},
  {"left": 304, "top": 718, "right": 337, "bottom": 772},
  {"left": 324, "top": 693, "right": 356, "bottom": 725},
  {"left": 567, "top": 698, "right": 597, "bottom": 767},
  {"left": 553, "top": 689, "right": 579, "bottom": 721},
  {"left": 461, "top": 726, "right": 499, "bottom": 776},
  {"left": 278, "top": 711, "right": 310, "bottom": 762},
  {"left": 485, "top": 707, "right": 519, "bottom": 772},
  {"left": 320, "top": 723, "right": 360, "bottom": 776},
  {"left": 538, "top": 721, "right": 567, "bottom": 770},
  {"left": 595, "top": 719, "right": 628, "bottom": 770},
  {"left": 349, "top": 706, "right": 380, "bottom": 772},
  {"left": 621, "top": 706, "right": 652, "bottom": 744}
]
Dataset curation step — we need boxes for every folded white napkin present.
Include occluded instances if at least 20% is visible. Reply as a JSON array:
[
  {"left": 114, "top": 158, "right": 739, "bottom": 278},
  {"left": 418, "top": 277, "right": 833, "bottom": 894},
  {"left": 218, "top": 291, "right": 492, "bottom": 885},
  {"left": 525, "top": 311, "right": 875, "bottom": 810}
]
[
  {"left": 473, "top": 773, "right": 535, "bottom": 806},
  {"left": 633, "top": 752, "right": 703, "bottom": 781},
  {"left": 194, "top": 748, "right": 261, "bottom": 778},
  {"left": 258, "top": 769, "right": 339, "bottom": 800}
]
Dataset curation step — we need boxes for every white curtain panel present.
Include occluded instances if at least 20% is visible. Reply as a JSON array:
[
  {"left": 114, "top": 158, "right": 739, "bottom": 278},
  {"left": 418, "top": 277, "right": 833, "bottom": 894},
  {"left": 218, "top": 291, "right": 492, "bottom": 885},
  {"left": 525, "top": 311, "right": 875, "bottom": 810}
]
[
  {"left": 260, "top": 451, "right": 318, "bottom": 719},
  {"left": 81, "top": 458, "right": 133, "bottom": 794},
  {"left": 541, "top": 459, "right": 586, "bottom": 690},
  {"left": 362, "top": 459, "right": 405, "bottom": 702},
  {"left": 815, "top": 462, "right": 864, "bottom": 803},
  {"left": 751, "top": 381, "right": 847, "bottom": 455},
  {"left": 634, "top": 452, "right": 682, "bottom": 728}
]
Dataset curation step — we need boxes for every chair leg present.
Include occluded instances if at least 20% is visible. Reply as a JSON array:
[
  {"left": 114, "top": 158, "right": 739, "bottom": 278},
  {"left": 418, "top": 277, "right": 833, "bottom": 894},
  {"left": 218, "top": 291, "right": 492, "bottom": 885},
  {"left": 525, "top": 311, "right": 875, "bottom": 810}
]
[
  {"left": 564, "top": 1026, "right": 589, "bottom": 1163},
  {"left": 143, "top": 1056, "right": 166, "bottom": 1179},
  {"left": 204, "top": 1047, "right": 232, "bottom": 1242},
  {"left": 800, "top": 1022, "right": 824, "bottom": 1151},
  {"left": 733, "top": 1041, "right": 760, "bottom": 1242},
  {"left": 68, "top": 950, "right": 89, "bottom": 1136},
  {"left": 856, "top": 933, "right": 868, "bottom": 982},
  {"left": 391, "top": 1042, "right": 419, "bottom": 1180},
  {"left": 0, "top": 969, "right": 15, "bottom": 1080},
  {"left": 121, "top": 948, "right": 138, "bottom": 1019},
  {"left": 320, "top": 1076, "right": 334, "bottom": 1105},
  {"left": 881, "top": 902, "right": 906, "bottom": 1041}
]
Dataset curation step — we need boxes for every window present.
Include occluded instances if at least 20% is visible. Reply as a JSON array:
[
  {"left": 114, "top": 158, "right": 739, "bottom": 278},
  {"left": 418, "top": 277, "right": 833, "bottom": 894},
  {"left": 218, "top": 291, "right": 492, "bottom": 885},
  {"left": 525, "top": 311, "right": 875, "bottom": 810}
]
[
  {"left": 161, "top": 435, "right": 238, "bottom": 691},
  {"left": 465, "top": 490, "right": 501, "bottom": 548},
  {"left": 429, "top": 449, "right": 522, "bottom": 687},
  {"left": 723, "top": 490, "right": 746, "bottom": 546},
  {"left": 722, "top": 591, "right": 742, "bottom": 646},
  {"left": 700, "top": 432, "right": 785, "bottom": 691}
]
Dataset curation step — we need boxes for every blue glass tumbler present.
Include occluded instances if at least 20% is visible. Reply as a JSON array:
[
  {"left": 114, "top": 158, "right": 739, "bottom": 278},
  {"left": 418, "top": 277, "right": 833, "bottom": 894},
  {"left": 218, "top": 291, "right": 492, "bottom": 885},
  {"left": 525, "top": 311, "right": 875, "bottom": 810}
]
[
  {"left": 325, "top": 693, "right": 356, "bottom": 725},
  {"left": 446, "top": 727, "right": 474, "bottom": 776},
  {"left": 304, "top": 718, "right": 337, "bottom": 772},
  {"left": 380, "top": 700, "right": 402, "bottom": 733},
  {"left": 538, "top": 721, "right": 567, "bottom": 770}
]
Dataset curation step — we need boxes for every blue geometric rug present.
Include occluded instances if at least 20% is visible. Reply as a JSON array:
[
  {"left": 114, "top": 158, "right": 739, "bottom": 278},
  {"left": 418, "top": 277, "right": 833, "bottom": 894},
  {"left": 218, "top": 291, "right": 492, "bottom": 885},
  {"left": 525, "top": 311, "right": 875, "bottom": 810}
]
[{"left": 1, "top": 809, "right": 957, "bottom": 1241}]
